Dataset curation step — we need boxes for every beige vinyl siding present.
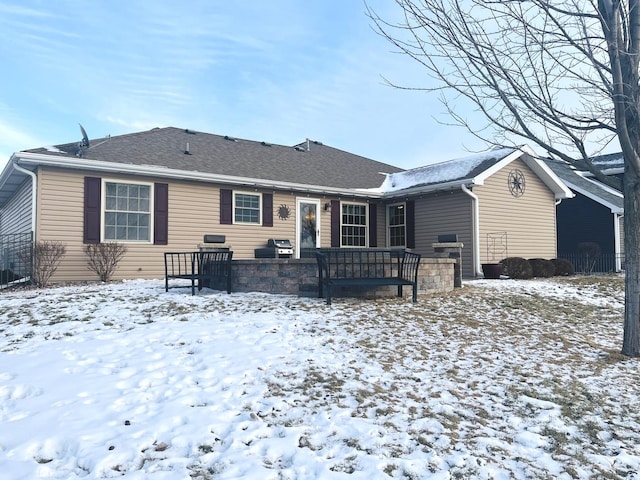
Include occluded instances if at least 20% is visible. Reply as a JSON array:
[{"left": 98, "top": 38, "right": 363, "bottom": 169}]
[
  {"left": 36, "top": 168, "right": 335, "bottom": 283},
  {"left": 0, "top": 178, "right": 32, "bottom": 235},
  {"left": 406, "top": 190, "right": 474, "bottom": 277},
  {"left": 318, "top": 200, "right": 332, "bottom": 248},
  {"left": 475, "top": 159, "right": 557, "bottom": 263}
]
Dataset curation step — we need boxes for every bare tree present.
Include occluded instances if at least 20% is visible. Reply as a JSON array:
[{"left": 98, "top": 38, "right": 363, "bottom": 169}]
[
  {"left": 368, "top": 0, "right": 640, "bottom": 356},
  {"left": 84, "top": 243, "right": 127, "bottom": 282}
]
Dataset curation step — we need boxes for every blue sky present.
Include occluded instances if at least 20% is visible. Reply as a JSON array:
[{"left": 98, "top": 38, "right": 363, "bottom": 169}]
[{"left": 0, "top": 0, "right": 489, "bottom": 171}]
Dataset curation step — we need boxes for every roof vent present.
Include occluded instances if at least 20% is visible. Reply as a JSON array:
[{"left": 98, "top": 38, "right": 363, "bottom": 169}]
[
  {"left": 224, "top": 135, "right": 237, "bottom": 142},
  {"left": 185, "top": 129, "right": 197, "bottom": 135},
  {"left": 184, "top": 141, "right": 192, "bottom": 155},
  {"left": 261, "top": 141, "right": 272, "bottom": 147},
  {"left": 294, "top": 146, "right": 305, "bottom": 152}
]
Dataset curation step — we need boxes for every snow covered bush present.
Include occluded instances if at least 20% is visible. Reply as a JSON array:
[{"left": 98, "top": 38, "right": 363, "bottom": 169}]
[
  {"left": 528, "top": 258, "right": 555, "bottom": 278},
  {"left": 500, "top": 257, "right": 533, "bottom": 279},
  {"left": 84, "top": 242, "right": 127, "bottom": 282}
]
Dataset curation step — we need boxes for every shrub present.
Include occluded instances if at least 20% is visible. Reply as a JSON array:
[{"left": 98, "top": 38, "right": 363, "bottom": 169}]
[
  {"left": 577, "top": 242, "right": 601, "bottom": 273},
  {"left": 500, "top": 257, "right": 533, "bottom": 279},
  {"left": 528, "top": 258, "right": 556, "bottom": 278},
  {"left": 17, "top": 240, "right": 66, "bottom": 288},
  {"left": 552, "top": 258, "right": 575, "bottom": 276},
  {"left": 84, "top": 242, "right": 128, "bottom": 282}
]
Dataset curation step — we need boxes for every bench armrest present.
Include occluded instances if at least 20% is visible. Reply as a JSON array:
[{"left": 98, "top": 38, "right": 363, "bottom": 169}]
[
  {"left": 164, "top": 252, "right": 197, "bottom": 277},
  {"left": 401, "top": 251, "right": 421, "bottom": 283}
]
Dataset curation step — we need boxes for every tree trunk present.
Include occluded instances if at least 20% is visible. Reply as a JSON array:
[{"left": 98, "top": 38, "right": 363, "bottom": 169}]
[{"left": 623, "top": 169, "right": 640, "bottom": 356}]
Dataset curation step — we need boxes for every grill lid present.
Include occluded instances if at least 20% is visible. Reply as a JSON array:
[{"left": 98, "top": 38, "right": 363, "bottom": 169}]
[{"left": 267, "top": 239, "right": 292, "bottom": 248}]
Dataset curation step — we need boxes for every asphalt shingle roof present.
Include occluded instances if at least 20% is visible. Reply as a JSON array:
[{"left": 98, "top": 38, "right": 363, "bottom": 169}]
[
  {"left": 25, "top": 127, "right": 403, "bottom": 190},
  {"left": 545, "top": 158, "right": 623, "bottom": 212},
  {"left": 378, "top": 147, "right": 517, "bottom": 192}
]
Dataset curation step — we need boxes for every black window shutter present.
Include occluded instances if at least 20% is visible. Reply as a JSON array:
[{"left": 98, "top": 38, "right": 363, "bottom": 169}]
[
  {"left": 330, "top": 200, "right": 340, "bottom": 247},
  {"left": 154, "top": 183, "right": 168, "bottom": 245},
  {"left": 262, "top": 193, "right": 273, "bottom": 227},
  {"left": 84, "top": 177, "right": 101, "bottom": 244},
  {"left": 368, "top": 203, "right": 377, "bottom": 247},
  {"left": 220, "top": 189, "right": 232, "bottom": 224},
  {"left": 406, "top": 200, "right": 416, "bottom": 249}
]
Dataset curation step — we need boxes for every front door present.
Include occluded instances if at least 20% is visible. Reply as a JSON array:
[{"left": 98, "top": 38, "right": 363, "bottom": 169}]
[{"left": 296, "top": 199, "right": 320, "bottom": 258}]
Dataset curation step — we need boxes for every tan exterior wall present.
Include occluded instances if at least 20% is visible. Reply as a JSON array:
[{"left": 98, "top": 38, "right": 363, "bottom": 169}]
[
  {"left": 474, "top": 159, "right": 557, "bottom": 264},
  {"left": 31, "top": 158, "right": 561, "bottom": 284},
  {"left": 35, "top": 168, "right": 373, "bottom": 283},
  {"left": 0, "top": 178, "right": 32, "bottom": 235}
]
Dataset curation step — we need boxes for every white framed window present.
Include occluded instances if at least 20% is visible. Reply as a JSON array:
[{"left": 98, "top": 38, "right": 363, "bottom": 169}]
[
  {"left": 341, "top": 202, "right": 368, "bottom": 247},
  {"left": 234, "top": 191, "right": 261, "bottom": 224},
  {"left": 103, "top": 180, "right": 152, "bottom": 242},
  {"left": 387, "top": 203, "right": 406, "bottom": 247}
]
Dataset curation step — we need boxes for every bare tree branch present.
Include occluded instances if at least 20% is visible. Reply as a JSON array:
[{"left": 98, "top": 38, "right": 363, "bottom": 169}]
[{"left": 367, "top": 0, "right": 640, "bottom": 355}]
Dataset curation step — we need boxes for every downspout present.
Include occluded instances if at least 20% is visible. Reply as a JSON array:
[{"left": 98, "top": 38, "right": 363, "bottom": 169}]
[
  {"left": 11, "top": 159, "right": 37, "bottom": 237},
  {"left": 614, "top": 213, "right": 622, "bottom": 272},
  {"left": 461, "top": 184, "right": 482, "bottom": 276}
]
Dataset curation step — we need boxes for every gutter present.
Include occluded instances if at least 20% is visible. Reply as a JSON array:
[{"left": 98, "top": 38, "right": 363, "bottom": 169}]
[
  {"left": 461, "top": 184, "right": 482, "bottom": 277},
  {"left": 14, "top": 152, "right": 379, "bottom": 199},
  {"left": 614, "top": 213, "right": 623, "bottom": 272},
  {"left": 360, "top": 178, "right": 472, "bottom": 199},
  {"left": 11, "top": 159, "right": 37, "bottom": 236}
]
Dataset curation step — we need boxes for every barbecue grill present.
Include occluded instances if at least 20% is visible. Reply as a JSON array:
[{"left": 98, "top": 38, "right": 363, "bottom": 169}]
[{"left": 254, "top": 239, "right": 294, "bottom": 258}]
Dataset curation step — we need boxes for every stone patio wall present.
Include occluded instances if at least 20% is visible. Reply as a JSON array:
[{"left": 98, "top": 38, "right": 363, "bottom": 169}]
[{"left": 209, "top": 257, "right": 456, "bottom": 299}]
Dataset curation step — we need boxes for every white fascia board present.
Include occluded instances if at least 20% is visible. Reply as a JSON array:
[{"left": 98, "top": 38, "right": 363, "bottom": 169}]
[
  {"left": 365, "top": 178, "right": 470, "bottom": 199},
  {"left": 562, "top": 178, "right": 623, "bottom": 214},
  {"left": 473, "top": 145, "right": 574, "bottom": 199},
  {"left": 523, "top": 156, "right": 575, "bottom": 199},
  {"left": 14, "top": 152, "right": 379, "bottom": 199},
  {"left": 0, "top": 153, "right": 20, "bottom": 188},
  {"left": 471, "top": 148, "right": 527, "bottom": 185}
]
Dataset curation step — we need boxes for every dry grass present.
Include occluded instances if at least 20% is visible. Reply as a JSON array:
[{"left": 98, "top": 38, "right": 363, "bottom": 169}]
[{"left": 1, "top": 275, "right": 638, "bottom": 478}]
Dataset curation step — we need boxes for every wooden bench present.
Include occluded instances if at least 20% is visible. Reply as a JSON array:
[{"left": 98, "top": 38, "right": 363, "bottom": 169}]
[
  {"left": 315, "top": 248, "right": 421, "bottom": 305},
  {"left": 164, "top": 251, "right": 233, "bottom": 295}
]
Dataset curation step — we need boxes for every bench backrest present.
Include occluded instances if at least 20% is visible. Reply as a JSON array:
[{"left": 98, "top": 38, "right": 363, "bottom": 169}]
[
  {"left": 200, "top": 251, "right": 233, "bottom": 276},
  {"left": 316, "top": 248, "right": 414, "bottom": 280}
]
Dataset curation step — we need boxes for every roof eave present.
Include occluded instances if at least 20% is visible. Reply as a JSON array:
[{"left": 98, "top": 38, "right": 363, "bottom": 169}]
[
  {"left": 472, "top": 146, "right": 574, "bottom": 200},
  {"left": 371, "top": 178, "right": 471, "bottom": 198},
  {"left": 562, "top": 179, "right": 623, "bottom": 214},
  {"left": 13, "top": 152, "right": 383, "bottom": 199}
]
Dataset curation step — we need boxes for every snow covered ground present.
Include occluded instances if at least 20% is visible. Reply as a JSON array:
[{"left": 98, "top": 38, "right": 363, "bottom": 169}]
[{"left": 0, "top": 276, "right": 638, "bottom": 479}]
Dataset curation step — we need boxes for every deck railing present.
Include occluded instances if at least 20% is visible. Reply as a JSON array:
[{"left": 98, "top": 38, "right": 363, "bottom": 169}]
[
  {"left": 557, "top": 252, "right": 625, "bottom": 274},
  {"left": 0, "top": 232, "right": 33, "bottom": 288}
]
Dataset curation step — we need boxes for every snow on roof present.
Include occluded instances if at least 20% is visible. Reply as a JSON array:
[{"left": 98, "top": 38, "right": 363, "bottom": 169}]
[
  {"left": 374, "top": 147, "right": 517, "bottom": 193},
  {"left": 43, "top": 145, "right": 63, "bottom": 153},
  {"left": 592, "top": 153, "right": 624, "bottom": 168}
]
